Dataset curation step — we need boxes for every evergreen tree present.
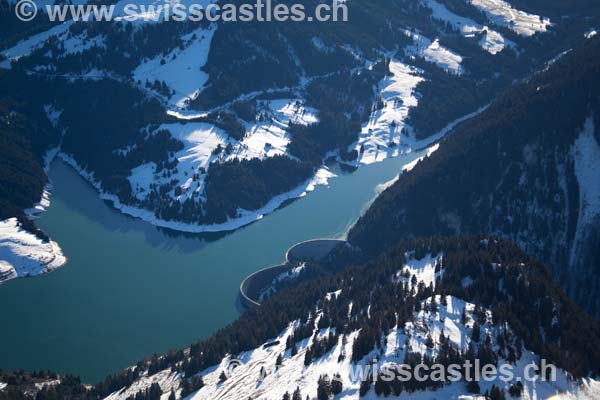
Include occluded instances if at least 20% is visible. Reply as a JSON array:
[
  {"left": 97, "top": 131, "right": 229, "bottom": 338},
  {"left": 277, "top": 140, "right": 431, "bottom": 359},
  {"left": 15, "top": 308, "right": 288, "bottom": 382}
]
[
  {"left": 292, "top": 387, "right": 302, "bottom": 400},
  {"left": 471, "top": 322, "right": 481, "bottom": 342},
  {"left": 508, "top": 382, "right": 523, "bottom": 397},
  {"left": 317, "top": 374, "right": 331, "bottom": 400},
  {"left": 490, "top": 385, "right": 506, "bottom": 400},
  {"left": 359, "top": 377, "right": 371, "bottom": 397},
  {"left": 331, "top": 373, "right": 343, "bottom": 395},
  {"left": 304, "top": 348, "right": 313, "bottom": 366},
  {"left": 466, "top": 380, "right": 480, "bottom": 394}
]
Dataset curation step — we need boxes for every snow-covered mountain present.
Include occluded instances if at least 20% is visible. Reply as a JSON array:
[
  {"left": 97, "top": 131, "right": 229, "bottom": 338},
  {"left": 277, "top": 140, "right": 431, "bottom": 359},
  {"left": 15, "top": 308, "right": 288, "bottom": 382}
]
[{"left": 11, "top": 236, "right": 594, "bottom": 400}]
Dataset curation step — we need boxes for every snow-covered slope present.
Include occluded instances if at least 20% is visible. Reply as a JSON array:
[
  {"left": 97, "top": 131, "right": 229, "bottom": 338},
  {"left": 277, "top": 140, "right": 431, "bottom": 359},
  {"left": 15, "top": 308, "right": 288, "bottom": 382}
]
[
  {"left": 0, "top": 218, "right": 66, "bottom": 283},
  {"left": 103, "top": 298, "right": 599, "bottom": 400},
  {"left": 573, "top": 117, "right": 600, "bottom": 236},
  {"left": 133, "top": 26, "right": 216, "bottom": 108},
  {"left": 467, "top": 0, "right": 551, "bottom": 37},
  {"left": 393, "top": 252, "right": 443, "bottom": 290},
  {"left": 99, "top": 239, "right": 600, "bottom": 400},
  {"left": 226, "top": 99, "right": 319, "bottom": 162},
  {"left": 0, "top": 23, "right": 73, "bottom": 69},
  {"left": 349, "top": 60, "right": 423, "bottom": 165},
  {"left": 569, "top": 117, "right": 600, "bottom": 269},
  {"left": 128, "top": 122, "right": 231, "bottom": 202},
  {"left": 424, "top": 0, "right": 514, "bottom": 54},
  {"left": 122, "top": 97, "right": 322, "bottom": 232},
  {"left": 405, "top": 32, "right": 464, "bottom": 75}
]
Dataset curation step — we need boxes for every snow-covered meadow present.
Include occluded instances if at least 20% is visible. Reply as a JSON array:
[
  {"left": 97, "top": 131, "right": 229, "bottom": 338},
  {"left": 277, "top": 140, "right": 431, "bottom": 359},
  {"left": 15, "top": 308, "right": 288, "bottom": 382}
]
[
  {"left": 348, "top": 60, "right": 424, "bottom": 165},
  {"left": 133, "top": 26, "right": 216, "bottom": 108},
  {"left": 405, "top": 31, "right": 464, "bottom": 75},
  {"left": 467, "top": 0, "right": 551, "bottom": 37},
  {"left": 424, "top": 0, "right": 514, "bottom": 54}
]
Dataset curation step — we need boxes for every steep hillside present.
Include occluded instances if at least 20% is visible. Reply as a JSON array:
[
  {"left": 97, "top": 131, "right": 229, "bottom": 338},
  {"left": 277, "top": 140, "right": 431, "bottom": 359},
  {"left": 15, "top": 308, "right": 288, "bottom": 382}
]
[
  {"left": 0, "top": 95, "right": 67, "bottom": 282},
  {"left": 4, "top": 236, "right": 598, "bottom": 399},
  {"left": 348, "top": 36, "right": 600, "bottom": 315}
]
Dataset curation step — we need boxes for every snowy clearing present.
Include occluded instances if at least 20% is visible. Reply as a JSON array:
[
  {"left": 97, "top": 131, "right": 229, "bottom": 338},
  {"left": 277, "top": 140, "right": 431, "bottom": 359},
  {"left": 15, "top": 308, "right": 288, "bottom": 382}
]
[
  {"left": 129, "top": 98, "right": 318, "bottom": 207},
  {"left": 405, "top": 32, "right": 464, "bottom": 75},
  {"left": 424, "top": 0, "right": 513, "bottom": 54},
  {"left": 133, "top": 26, "right": 216, "bottom": 108},
  {"left": 129, "top": 122, "right": 231, "bottom": 202},
  {"left": 0, "top": 23, "right": 73, "bottom": 69},
  {"left": 227, "top": 99, "right": 318, "bottom": 162},
  {"left": 467, "top": 0, "right": 551, "bottom": 37},
  {"left": 393, "top": 252, "right": 444, "bottom": 291},
  {"left": 349, "top": 59, "right": 424, "bottom": 165}
]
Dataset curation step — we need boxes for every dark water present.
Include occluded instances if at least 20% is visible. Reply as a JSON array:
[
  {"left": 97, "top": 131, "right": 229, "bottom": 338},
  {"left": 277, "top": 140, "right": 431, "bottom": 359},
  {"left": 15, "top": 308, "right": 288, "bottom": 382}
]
[{"left": 0, "top": 151, "right": 425, "bottom": 383}]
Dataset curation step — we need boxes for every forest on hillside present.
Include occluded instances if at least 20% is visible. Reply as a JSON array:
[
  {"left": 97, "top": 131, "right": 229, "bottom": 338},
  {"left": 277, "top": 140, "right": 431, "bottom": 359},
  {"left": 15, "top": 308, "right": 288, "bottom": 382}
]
[
  {"left": 348, "top": 36, "right": 600, "bottom": 315},
  {"left": 3, "top": 235, "right": 599, "bottom": 399}
]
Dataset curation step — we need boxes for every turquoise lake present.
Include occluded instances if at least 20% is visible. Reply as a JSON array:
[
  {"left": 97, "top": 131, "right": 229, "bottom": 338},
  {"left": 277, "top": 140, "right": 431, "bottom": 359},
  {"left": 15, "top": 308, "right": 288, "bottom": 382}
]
[{"left": 0, "top": 150, "right": 425, "bottom": 383}]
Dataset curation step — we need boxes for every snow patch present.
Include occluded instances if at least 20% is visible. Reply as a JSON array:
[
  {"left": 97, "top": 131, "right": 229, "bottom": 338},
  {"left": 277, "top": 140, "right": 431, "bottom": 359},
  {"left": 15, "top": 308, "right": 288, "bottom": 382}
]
[
  {"left": 43, "top": 104, "right": 63, "bottom": 128},
  {"left": 570, "top": 117, "right": 600, "bottom": 266},
  {"left": 129, "top": 122, "right": 230, "bottom": 202},
  {"left": 311, "top": 37, "right": 335, "bottom": 53},
  {"left": 25, "top": 187, "right": 53, "bottom": 218},
  {"left": 130, "top": 98, "right": 318, "bottom": 207},
  {"left": 0, "top": 218, "right": 66, "bottom": 284},
  {"left": 394, "top": 252, "right": 443, "bottom": 291},
  {"left": 227, "top": 99, "right": 318, "bottom": 163},
  {"left": 405, "top": 32, "right": 464, "bottom": 75},
  {"left": 350, "top": 59, "right": 424, "bottom": 165},
  {"left": 401, "top": 143, "right": 440, "bottom": 173},
  {"left": 0, "top": 22, "right": 73, "bottom": 69},
  {"left": 325, "top": 289, "right": 342, "bottom": 301},
  {"left": 467, "top": 0, "right": 551, "bottom": 37},
  {"left": 133, "top": 26, "right": 216, "bottom": 108},
  {"left": 60, "top": 32, "right": 105, "bottom": 58},
  {"left": 574, "top": 117, "right": 600, "bottom": 224},
  {"left": 424, "top": 0, "right": 514, "bottom": 54}
]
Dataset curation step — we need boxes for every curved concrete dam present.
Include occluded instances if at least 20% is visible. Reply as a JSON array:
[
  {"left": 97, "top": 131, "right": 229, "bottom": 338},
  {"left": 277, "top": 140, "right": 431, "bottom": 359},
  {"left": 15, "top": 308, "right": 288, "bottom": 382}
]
[{"left": 239, "top": 239, "right": 346, "bottom": 308}]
